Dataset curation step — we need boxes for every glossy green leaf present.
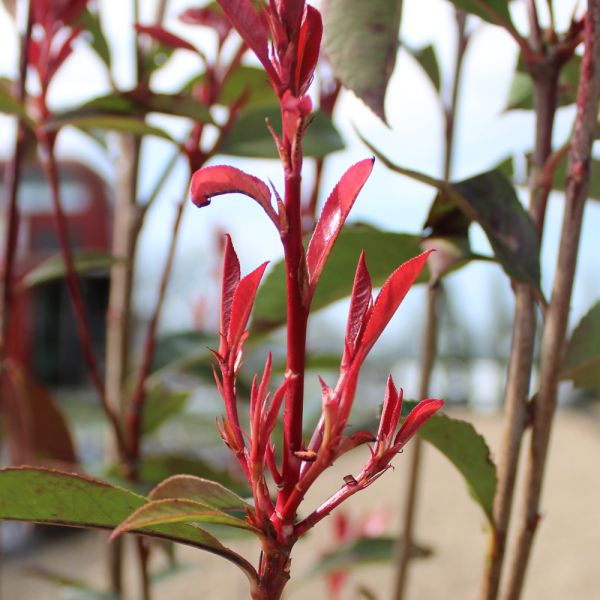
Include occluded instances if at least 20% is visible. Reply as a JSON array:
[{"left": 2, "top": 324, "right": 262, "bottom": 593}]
[
  {"left": 21, "top": 250, "right": 121, "bottom": 289},
  {"left": 113, "top": 498, "right": 255, "bottom": 538},
  {"left": 142, "top": 386, "right": 191, "bottom": 436},
  {"left": 219, "top": 107, "right": 344, "bottom": 158},
  {"left": 365, "top": 141, "right": 540, "bottom": 287},
  {"left": 322, "top": 0, "right": 403, "bottom": 122},
  {"left": 406, "top": 43, "right": 441, "bottom": 92},
  {"left": 305, "top": 536, "right": 431, "bottom": 579},
  {"left": 506, "top": 55, "right": 580, "bottom": 111},
  {"left": 418, "top": 413, "right": 497, "bottom": 524},
  {"left": 442, "top": 0, "right": 513, "bottom": 26},
  {"left": 150, "top": 475, "right": 252, "bottom": 512},
  {"left": 561, "top": 300, "right": 600, "bottom": 390},
  {"left": 0, "top": 467, "right": 255, "bottom": 577},
  {"left": 252, "top": 225, "right": 426, "bottom": 332},
  {"left": 46, "top": 115, "right": 175, "bottom": 141},
  {"left": 77, "top": 9, "right": 112, "bottom": 68}
]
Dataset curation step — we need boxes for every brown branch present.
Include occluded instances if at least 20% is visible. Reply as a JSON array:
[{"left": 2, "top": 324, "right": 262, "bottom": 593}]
[
  {"left": 504, "top": 3, "right": 600, "bottom": 597},
  {"left": 481, "top": 52, "right": 561, "bottom": 600}
]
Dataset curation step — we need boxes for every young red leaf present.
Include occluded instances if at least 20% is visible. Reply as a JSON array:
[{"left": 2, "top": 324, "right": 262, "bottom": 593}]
[
  {"left": 278, "top": 0, "right": 306, "bottom": 40},
  {"left": 135, "top": 24, "right": 197, "bottom": 53},
  {"left": 216, "top": 0, "right": 276, "bottom": 82},
  {"left": 190, "top": 165, "right": 277, "bottom": 225},
  {"left": 342, "top": 251, "right": 372, "bottom": 366},
  {"left": 48, "top": 27, "right": 82, "bottom": 80},
  {"left": 180, "top": 7, "right": 232, "bottom": 42},
  {"left": 228, "top": 262, "right": 269, "bottom": 349},
  {"left": 394, "top": 399, "right": 444, "bottom": 448},
  {"left": 377, "top": 376, "right": 400, "bottom": 442},
  {"left": 295, "top": 5, "right": 322, "bottom": 94},
  {"left": 220, "top": 235, "right": 241, "bottom": 345},
  {"left": 359, "top": 251, "right": 431, "bottom": 358},
  {"left": 306, "top": 158, "right": 374, "bottom": 293}
]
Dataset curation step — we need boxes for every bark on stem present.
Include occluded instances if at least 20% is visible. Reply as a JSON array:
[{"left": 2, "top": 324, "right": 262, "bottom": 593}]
[
  {"left": 504, "top": 4, "right": 600, "bottom": 596},
  {"left": 481, "top": 53, "right": 561, "bottom": 600}
]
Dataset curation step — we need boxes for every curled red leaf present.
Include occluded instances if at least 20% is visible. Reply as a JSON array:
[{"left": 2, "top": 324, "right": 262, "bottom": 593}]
[
  {"left": 394, "top": 399, "right": 444, "bottom": 448},
  {"left": 295, "top": 5, "right": 322, "bottom": 95},
  {"left": 190, "top": 165, "right": 277, "bottom": 225},
  {"left": 220, "top": 235, "right": 241, "bottom": 351},
  {"left": 306, "top": 158, "right": 374, "bottom": 294}
]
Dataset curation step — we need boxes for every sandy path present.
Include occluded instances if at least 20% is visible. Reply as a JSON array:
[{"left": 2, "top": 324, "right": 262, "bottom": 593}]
[{"left": 2, "top": 409, "right": 599, "bottom": 599}]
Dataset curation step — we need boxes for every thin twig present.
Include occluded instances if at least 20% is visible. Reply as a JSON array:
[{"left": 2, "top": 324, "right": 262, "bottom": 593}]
[{"left": 504, "top": 4, "right": 600, "bottom": 597}]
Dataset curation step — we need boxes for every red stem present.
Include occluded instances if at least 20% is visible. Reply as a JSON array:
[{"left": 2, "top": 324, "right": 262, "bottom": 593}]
[{"left": 38, "top": 138, "right": 126, "bottom": 458}]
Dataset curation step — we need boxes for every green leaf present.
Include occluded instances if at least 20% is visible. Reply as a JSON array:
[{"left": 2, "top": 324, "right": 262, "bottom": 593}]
[
  {"left": 442, "top": 0, "right": 513, "bottom": 26},
  {"left": 364, "top": 141, "right": 540, "bottom": 286},
  {"left": 0, "top": 78, "right": 32, "bottom": 126},
  {"left": 252, "top": 225, "right": 426, "bottom": 332},
  {"left": 46, "top": 115, "right": 175, "bottom": 141},
  {"left": 149, "top": 475, "right": 252, "bottom": 512},
  {"left": 405, "top": 43, "right": 441, "bottom": 92},
  {"left": 0, "top": 467, "right": 255, "bottom": 576},
  {"left": 127, "top": 454, "right": 250, "bottom": 496},
  {"left": 142, "top": 93, "right": 214, "bottom": 124},
  {"left": 322, "top": 0, "right": 403, "bottom": 122},
  {"left": 77, "top": 9, "right": 112, "bottom": 68},
  {"left": 217, "top": 66, "right": 277, "bottom": 108},
  {"left": 219, "top": 107, "right": 344, "bottom": 158},
  {"left": 151, "top": 330, "right": 217, "bottom": 372},
  {"left": 305, "top": 536, "right": 431, "bottom": 579},
  {"left": 21, "top": 250, "right": 121, "bottom": 289},
  {"left": 418, "top": 413, "right": 497, "bottom": 524},
  {"left": 506, "top": 55, "right": 580, "bottom": 111},
  {"left": 113, "top": 498, "right": 256, "bottom": 537},
  {"left": 141, "top": 385, "right": 190, "bottom": 437},
  {"left": 561, "top": 300, "right": 600, "bottom": 391}
]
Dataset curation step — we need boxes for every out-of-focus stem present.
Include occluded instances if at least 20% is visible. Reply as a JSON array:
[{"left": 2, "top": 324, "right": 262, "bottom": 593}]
[
  {"left": 504, "top": 4, "right": 600, "bottom": 596},
  {"left": 393, "top": 11, "right": 467, "bottom": 600},
  {"left": 0, "top": 5, "right": 32, "bottom": 368},
  {"left": 392, "top": 286, "right": 440, "bottom": 600}
]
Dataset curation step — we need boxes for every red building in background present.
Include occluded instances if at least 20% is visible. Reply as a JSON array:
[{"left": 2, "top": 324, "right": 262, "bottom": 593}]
[{"left": 1, "top": 161, "right": 111, "bottom": 386}]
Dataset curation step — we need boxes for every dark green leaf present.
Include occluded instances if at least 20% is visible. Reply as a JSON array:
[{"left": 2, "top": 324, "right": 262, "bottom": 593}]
[
  {"left": 418, "top": 413, "right": 497, "bottom": 524},
  {"left": 364, "top": 141, "right": 540, "bottom": 286},
  {"left": 21, "top": 250, "right": 121, "bottom": 289},
  {"left": 113, "top": 498, "right": 255, "bottom": 536},
  {"left": 0, "top": 467, "right": 255, "bottom": 576},
  {"left": 142, "top": 93, "right": 213, "bottom": 124},
  {"left": 142, "top": 386, "right": 191, "bottom": 436},
  {"left": 443, "top": 0, "right": 513, "bottom": 26},
  {"left": 561, "top": 300, "right": 600, "bottom": 390},
  {"left": 305, "top": 536, "right": 431, "bottom": 579},
  {"left": 405, "top": 43, "right": 441, "bottom": 92},
  {"left": 77, "top": 9, "right": 112, "bottom": 68},
  {"left": 151, "top": 330, "right": 217, "bottom": 372},
  {"left": 219, "top": 107, "right": 344, "bottom": 158},
  {"left": 252, "top": 225, "right": 426, "bottom": 332},
  {"left": 322, "top": 0, "right": 403, "bottom": 122},
  {"left": 46, "top": 115, "right": 175, "bottom": 141}
]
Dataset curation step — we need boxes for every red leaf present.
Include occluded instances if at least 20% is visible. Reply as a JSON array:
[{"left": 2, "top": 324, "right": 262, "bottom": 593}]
[
  {"left": 2, "top": 362, "right": 77, "bottom": 467},
  {"left": 179, "top": 7, "right": 232, "bottom": 41},
  {"left": 377, "top": 376, "right": 400, "bottom": 441},
  {"left": 190, "top": 166, "right": 277, "bottom": 224},
  {"left": 394, "top": 399, "right": 444, "bottom": 448},
  {"left": 228, "top": 261, "right": 269, "bottom": 348},
  {"left": 220, "top": 235, "right": 241, "bottom": 344},
  {"left": 48, "top": 26, "right": 82, "bottom": 80},
  {"left": 279, "top": 1, "right": 306, "bottom": 41},
  {"left": 343, "top": 251, "right": 372, "bottom": 365},
  {"left": 306, "top": 158, "right": 374, "bottom": 293},
  {"left": 135, "top": 24, "right": 197, "bottom": 53},
  {"left": 295, "top": 5, "right": 322, "bottom": 94},
  {"left": 216, "top": 0, "right": 276, "bottom": 82},
  {"left": 360, "top": 251, "right": 431, "bottom": 358}
]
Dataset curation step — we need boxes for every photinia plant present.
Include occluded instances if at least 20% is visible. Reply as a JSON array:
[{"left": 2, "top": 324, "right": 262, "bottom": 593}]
[{"left": 111, "top": 1, "right": 443, "bottom": 598}]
